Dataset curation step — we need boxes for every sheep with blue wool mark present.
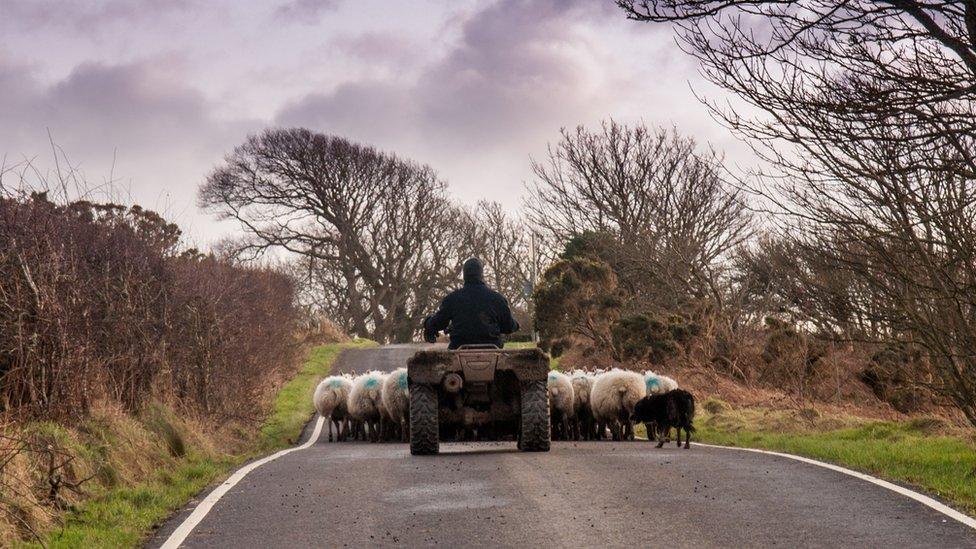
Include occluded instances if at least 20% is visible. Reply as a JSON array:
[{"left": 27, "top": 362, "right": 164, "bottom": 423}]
[
  {"left": 313, "top": 375, "right": 353, "bottom": 442},
  {"left": 348, "top": 370, "right": 388, "bottom": 442},
  {"left": 381, "top": 367, "right": 410, "bottom": 442},
  {"left": 643, "top": 371, "right": 679, "bottom": 396}
]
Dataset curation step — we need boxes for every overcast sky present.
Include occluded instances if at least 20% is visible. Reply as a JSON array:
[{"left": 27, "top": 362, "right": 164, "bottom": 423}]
[{"left": 0, "top": 0, "right": 752, "bottom": 246}]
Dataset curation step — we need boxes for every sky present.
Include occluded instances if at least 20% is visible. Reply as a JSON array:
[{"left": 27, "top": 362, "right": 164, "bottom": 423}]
[{"left": 0, "top": 0, "right": 752, "bottom": 247}]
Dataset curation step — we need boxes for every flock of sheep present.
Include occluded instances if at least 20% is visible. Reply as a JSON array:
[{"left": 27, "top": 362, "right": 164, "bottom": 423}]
[
  {"left": 548, "top": 369, "right": 684, "bottom": 443},
  {"left": 312, "top": 366, "right": 692, "bottom": 446},
  {"left": 313, "top": 368, "right": 411, "bottom": 443}
]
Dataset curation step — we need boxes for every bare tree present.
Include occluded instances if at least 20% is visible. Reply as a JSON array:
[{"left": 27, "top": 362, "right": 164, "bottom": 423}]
[
  {"left": 620, "top": 1, "right": 976, "bottom": 425},
  {"left": 201, "top": 128, "right": 478, "bottom": 343},
  {"left": 525, "top": 120, "right": 751, "bottom": 314},
  {"left": 461, "top": 201, "right": 533, "bottom": 310}
]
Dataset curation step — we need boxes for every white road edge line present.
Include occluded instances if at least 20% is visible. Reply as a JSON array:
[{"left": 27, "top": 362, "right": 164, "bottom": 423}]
[
  {"left": 160, "top": 416, "right": 325, "bottom": 549},
  {"left": 640, "top": 436, "right": 976, "bottom": 530}
]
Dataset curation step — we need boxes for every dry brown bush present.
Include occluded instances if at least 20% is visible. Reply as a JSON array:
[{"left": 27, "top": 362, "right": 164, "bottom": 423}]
[{"left": 0, "top": 192, "right": 301, "bottom": 422}]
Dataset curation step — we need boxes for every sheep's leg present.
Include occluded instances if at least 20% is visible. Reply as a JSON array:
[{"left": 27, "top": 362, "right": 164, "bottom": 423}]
[
  {"left": 644, "top": 422, "right": 654, "bottom": 442},
  {"left": 684, "top": 426, "right": 691, "bottom": 449},
  {"left": 327, "top": 417, "right": 334, "bottom": 442}
]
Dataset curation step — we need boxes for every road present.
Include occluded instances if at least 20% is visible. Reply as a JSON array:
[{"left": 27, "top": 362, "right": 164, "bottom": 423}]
[{"left": 151, "top": 344, "right": 976, "bottom": 548}]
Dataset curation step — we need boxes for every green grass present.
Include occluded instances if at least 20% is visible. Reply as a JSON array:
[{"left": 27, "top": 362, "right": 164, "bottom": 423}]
[
  {"left": 260, "top": 338, "right": 376, "bottom": 449},
  {"left": 35, "top": 457, "right": 235, "bottom": 548},
  {"left": 25, "top": 340, "right": 374, "bottom": 549},
  {"left": 694, "top": 405, "right": 976, "bottom": 517}
]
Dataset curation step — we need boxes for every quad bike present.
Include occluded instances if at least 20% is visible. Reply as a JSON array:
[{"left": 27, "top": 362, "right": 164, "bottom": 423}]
[{"left": 407, "top": 345, "right": 551, "bottom": 455}]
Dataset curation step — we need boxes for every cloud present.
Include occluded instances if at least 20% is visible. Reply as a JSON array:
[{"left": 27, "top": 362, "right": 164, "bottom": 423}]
[
  {"left": 278, "top": 0, "right": 616, "bottom": 151},
  {"left": 274, "top": 0, "right": 341, "bottom": 23},
  {"left": 0, "top": 57, "right": 259, "bottom": 241},
  {"left": 0, "top": 0, "right": 193, "bottom": 31},
  {"left": 329, "top": 32, "right": 422, "bottom": 67},
  {"left": 274, "top": 0, "right": 628, "bottom": 206}
]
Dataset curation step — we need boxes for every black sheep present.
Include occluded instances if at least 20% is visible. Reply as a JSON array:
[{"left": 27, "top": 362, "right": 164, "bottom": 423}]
[{"left": 632, "top": 389, "right": 696, "bottom": 449}]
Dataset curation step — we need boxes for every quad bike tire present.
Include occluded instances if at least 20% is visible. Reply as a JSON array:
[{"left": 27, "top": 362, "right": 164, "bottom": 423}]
[
  {"left": 519, "top": 379, "right": 551, "bottom": 452},
  {"left": 409, "top": 383, "right": 439, "bottom": 455}
]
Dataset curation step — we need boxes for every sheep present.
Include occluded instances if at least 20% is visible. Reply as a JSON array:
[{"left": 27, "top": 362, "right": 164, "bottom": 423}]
[
  {"left": 313, "top": 375, "right": 353, "bottom": 442},
  {"left": 642, "top": 372, "right": 679, "bottom": 440},
  {"left": 569, "top": 370, "right": 597, "bottom": 440},
  {"left": 547, "top": 371, "right": 576, "bottom": 440},
  {"left": 643, "top": 371, "right": 679, "bottom": 395},
  {"left": 381, "top": 367, "right": 410, "bottom": 442},
  {"left": 632, "top": 389, "right": 696, "bottom": 449},
  {"left": 590, "top": 368, "right": 645, "bottom": 441},
  {"left": 348, "top": 371, "right": 388, "bottom": 442}
]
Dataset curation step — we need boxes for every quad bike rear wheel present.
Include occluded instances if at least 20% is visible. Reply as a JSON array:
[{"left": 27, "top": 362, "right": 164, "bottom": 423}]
[
  {"left": 518, "top": 379, "right": 551, "bottom": 452},
  {"left": 409, "top": 383, "right": 439, "bottom": 455}
]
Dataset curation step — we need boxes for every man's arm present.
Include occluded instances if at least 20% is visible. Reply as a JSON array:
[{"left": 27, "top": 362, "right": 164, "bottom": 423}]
[
  {"left": 423, "top": 296, "right": 453, "bottom": 342},
  {"left": 497, "top": 296, "right": 520, "bottom": 335}
]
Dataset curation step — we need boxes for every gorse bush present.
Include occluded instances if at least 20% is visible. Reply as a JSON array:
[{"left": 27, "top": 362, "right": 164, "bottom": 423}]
[
  {"left": 533, "top": 258, "right": 621, "bottom": 357},
  {"left": 611, "top": 313, "right": 700, "bottom": 363},
  {"left": 0, "top": 192, "right": 300, "bottom": 421}
]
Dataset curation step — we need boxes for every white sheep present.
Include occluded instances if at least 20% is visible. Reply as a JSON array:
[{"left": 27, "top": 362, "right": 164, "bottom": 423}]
[
  {"left": 644, "top": 371, "right": 679, "bottom": 395},
  {"left": 348, "top": 370, "right": 388, "bottom": 442},
  {"left": 381, "top": 368, "right": 410, "bottom": 442},
  {"left": 569, "top": 370, "right": 597, "bottom": 440},
  {"left": 547, "top": 370, "right": 576, "bottom": 440},
  {"left": 590, "top": 368, "right": 645, "bottom": 441},
  {"left": 313, "top": 375, "right": 353, "bottom": 442}
]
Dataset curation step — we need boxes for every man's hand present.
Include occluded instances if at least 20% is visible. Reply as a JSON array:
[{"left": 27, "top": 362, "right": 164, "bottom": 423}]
[{"left": 422, "top": 316, "right": 438, "bottom": 343}]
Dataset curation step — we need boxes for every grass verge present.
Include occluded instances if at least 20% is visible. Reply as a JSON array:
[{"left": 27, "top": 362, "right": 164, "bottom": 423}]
[
  {"left": 694, "top": 401, "right": 976, "bottom": 517},
  {"left": 260, "top": 338, "right": 376, "bottom": 449},
  {"left": 17, "top": 339, "right": 375, "bottom": 548}
]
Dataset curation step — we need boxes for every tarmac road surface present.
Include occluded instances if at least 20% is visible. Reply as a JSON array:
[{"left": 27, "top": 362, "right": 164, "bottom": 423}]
[{"left": 151, "top": 344, "right": 976, "bottom": 548}]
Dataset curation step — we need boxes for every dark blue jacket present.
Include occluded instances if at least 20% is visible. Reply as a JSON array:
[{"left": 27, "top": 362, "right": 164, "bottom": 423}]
[{"left": 423, "top": 259, "right": 519, "bottom": 349}]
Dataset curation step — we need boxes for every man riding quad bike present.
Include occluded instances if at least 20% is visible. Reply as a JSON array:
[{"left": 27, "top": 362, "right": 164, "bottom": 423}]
[
  {"left": 422, "top": 257, "right": 520, "bottom": 347},
  {"left": 409, "top": 258, "right": 551, "bottom": 454}
]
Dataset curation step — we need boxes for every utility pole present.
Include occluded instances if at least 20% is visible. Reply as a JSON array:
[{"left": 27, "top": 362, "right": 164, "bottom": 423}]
[{"left": 530, "top": 231, "right": 539, "bottom": 344}]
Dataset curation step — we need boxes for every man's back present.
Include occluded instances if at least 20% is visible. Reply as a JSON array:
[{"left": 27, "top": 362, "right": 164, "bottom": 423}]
[{"left": 424, "top": 258, "right": 519, "bottom": 349}]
